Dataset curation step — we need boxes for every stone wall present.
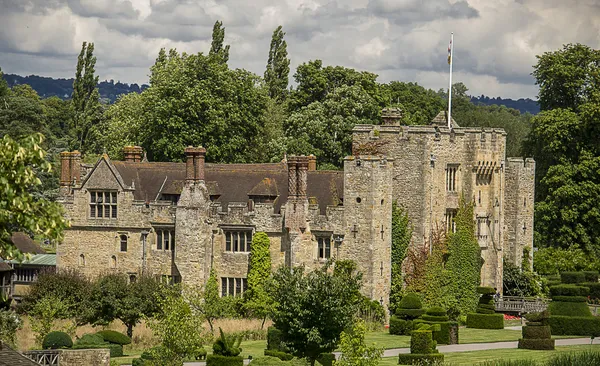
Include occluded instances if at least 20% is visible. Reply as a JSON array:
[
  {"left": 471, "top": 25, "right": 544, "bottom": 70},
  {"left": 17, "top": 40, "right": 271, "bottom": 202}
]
[{"left": 59, "top": 349, "right": 110, "bottom": 366}]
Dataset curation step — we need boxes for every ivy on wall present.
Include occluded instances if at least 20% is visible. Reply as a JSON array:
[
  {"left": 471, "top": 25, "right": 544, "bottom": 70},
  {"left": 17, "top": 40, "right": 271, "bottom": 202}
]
[
  {"left": 390, "top": 202, "right": 412, "bottom": 310},
  {"left": 244, "top": 231, "right": 274, "bottom": 328}
]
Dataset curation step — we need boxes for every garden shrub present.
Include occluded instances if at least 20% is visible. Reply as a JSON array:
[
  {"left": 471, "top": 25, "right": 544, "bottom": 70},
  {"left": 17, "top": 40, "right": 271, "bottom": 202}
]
[
  {"left": 0, "top": 309, "right": 22, "bottom": 347},
  {"left": 583, "top": 271, "right": 599, "bottom": 283},
  {"left": 549, "top": 284, "right": 589, "bottom": 297},
  {"left": 396, "top": 308, "right": 425, "bottom": 319},
  {"left": 517, "top": 338, "right": 555, "bottom": 350},
  {"left": 583, "top": 282, "right": 600, "bottom": 299},
  {"left": 250, "top": 356, "right": 306, "bottom": 366},
  {"left": 96, "top": 330, "right": 131, "bottom": 345},
  {"left": 551, "top": 296, "right": 588, "bottom": 303},
  {"left": 389, "top": 316, "right": 412, "bottom": 335},
  {"left": 42, "top": 331, "right": 73, "bottom": 349},
  {"left": 316, "top": 353, "right": 335, "bottom": 366},
  {"left": 398, "top": 323, "right": 444, "bottom": 365},
  {"left": 549, "top": 315, "right": 600, "bottom": 336},
  {"left": 560, "top": 272, "right": 585, "bottom": 284},
  {"left": 476, "top": 308, "right": 496, "bottom": 314},
  {"left": 548, "top": 299, "right": 592, "bottom": 317},
  {"left": 518, "top": 310, "right": 554, "bottom": 350},
  {"left": 195, "top": 347, "right": 207, "bottom": 360},
  {"left": 267, "top": 327, "right": 284, "bottom": 351},
  {"left": 397, "top": 353, "right": 444, "bottom": 365},
  {"left": 415, "top": 307, "right": 457, "bottom": 345},
  {"left": 424, "top": 307, "right": 448, "bottom": 317},
  {"left": 264, "top": 349, "right": 294, "bottom": 361},
  {"left": 75, "top": 333, "right": 105, "bottom": 345},
  {"left": 522, "top": 325, "right": 551, "bottom": 339},
  {"left": 206, "top": 354, "right": 244, "bottom": 366},
  {"left": 396, "top": 293, "right": 422, "bottom": 311},
  {"left": 72, "top": 342, "right": 123, "bottom": 357},
  {"left": 213, "top": 328, "right": 242, "bottom": 357},
  {"left": 466, "top": 313, "right": 504, "bottom": 329}
]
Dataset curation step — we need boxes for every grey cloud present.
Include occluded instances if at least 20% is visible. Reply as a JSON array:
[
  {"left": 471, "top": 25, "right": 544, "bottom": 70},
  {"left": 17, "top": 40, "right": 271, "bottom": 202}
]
[
  {"left": 366, "top": 0, "right": 479, "bottom": 24},
  {"left": 66, "top": 0, "right": 138, "bottom": 19}
]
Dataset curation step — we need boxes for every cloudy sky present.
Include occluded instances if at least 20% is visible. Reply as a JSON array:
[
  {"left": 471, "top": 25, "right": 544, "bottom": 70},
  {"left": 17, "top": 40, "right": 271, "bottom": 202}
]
[{"left": 1, "top": 0, "right": 599, "bottom": 99}]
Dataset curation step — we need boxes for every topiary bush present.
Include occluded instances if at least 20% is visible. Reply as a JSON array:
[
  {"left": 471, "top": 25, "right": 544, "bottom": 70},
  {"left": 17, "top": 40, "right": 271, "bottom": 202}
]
[
  {"left": 96, "top": 330, "right": 131, "bottom": 345},
  {"left": 389, "top": 316, "right": 412, "bottom": 336},
  {"left": 397, "top": 293, "right": 423, "bottom": 310},
  {"left": 549, "top": 284, "right": 589, "bottom": 297},
  {"left": 466, "top": 313, "right": 504, "bottom": 329},
  {"left": 583, "top": 282, "right": 600, "bottom": 300},
  {"left": 42, "top": 331, "right": 73, "bottom": 349},
  {"left": 206, "top": 354, "right": 244, "bottom": 366},
  {"left": 415, "top": 307, "right": 458, "bottom": 345},
  {"left": 518, "top": 310, "right": 554, "bottom": 350},
  {"left": 560, "top": 272, "right": 585, "bottom": 284},
  {"left": 75, "top": 333, "right": 105, "bottom": 346},
  {"left": 264, "top": 349, "right": 294, "bottom": 361},
  {"left": 213, "top": 328, "right": 242, "bottom": 357},
  {"left": 548, "top": 301, "right": 592, "bottom": 317},
  {"left": 398, "top": 323, "right": 444, "bottom": 365},
  {"left": 583, "top": 271, "right": 599, "bottom": 283},
  {"left": 549, "top": 316, "right": 600, "bottom": 336}
]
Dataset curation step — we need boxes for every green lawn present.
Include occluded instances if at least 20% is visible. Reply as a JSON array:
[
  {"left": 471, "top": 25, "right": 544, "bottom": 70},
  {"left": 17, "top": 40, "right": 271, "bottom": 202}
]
[{"left": 379, "top": 344, "right": 600, "bottom": 365}]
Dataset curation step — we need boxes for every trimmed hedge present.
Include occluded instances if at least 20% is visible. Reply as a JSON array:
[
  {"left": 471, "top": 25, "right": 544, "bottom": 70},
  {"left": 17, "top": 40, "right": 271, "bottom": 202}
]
[
  {"left": 479, "top": 303, "right": 496, "bottom": 311},
  {"left": 411, "top": 329, "right": 436, "bottom": 354},
  {"left": 398, "top": 353, "right": 444, "bottom": 365},
  {"left": 75, "top": 333, "right": 105, "bottom": 345},
  {"left": 425, "top": 307, "right": 448, "bottom": 317},
  {"left": 560, "top": 272, "right": 585, "bottom": 284},
  {"left": 522, "top": 325, "right": 551, "bottom": 339},
  {"left": 550, "top": 285, "right": 589, "bottom": 297},
  {"left": 524, "top": 310, "right": 550, "bottom": 323},
  {"left": 548, "top": 301, "right": 592, "bottom": 317},
  {"left": 476, "top": 308, "right": 497, "bottom": 315},
  {"left": 551, "top": 296, "right": 588, "bottom": 303},
  {"left": 264, "top": 350, "right": 293, "bottom": 361},
  {"left": 42, "top": 331, "right": 73, "bottom": 350},
  {"left": 72, "top": 343, "right": 123, "bottom": 357},
  {"left": 549, "top": 315, "right": 600, "bottom": 336},
  {"left": 96, "top": 330, "right": 131, "bottom": 345},
  {"left": 466, "top": 313, "right": 504, "bottom": 329},
  {"left": 206, "top": 355, "right": 244, "bottom": 366},
  {"left": 267, "top": 327, "right": 282, "bottom": 351},
  {"left": 396, "top": 308, "right": 425, "bottom": 319},
  {"left": 477, "top": 286, "right": 496, "bottom": 295},
  {"left": 421, "top": 315, "right": 449, "bottom": 322},
  {"left": 517, "top": 338, "right": 555, "bottom": 350},
  {"left": 583, "top": 282, "right": 600, "bottom": 299},
  {"left": 414, "top": 319, "right": 458, "bottom": 345},
  {"left": 317, "top": 353, "right": 335, "bottom": 366},
  {"left": 583, "top": 271, "right": 599, "bottom": 283},
  {"left": 398, "top": 293, "right": 423, "bottom": 309},
  {"left": 389, "top": 316, "right": 412, "bottom": 336}
]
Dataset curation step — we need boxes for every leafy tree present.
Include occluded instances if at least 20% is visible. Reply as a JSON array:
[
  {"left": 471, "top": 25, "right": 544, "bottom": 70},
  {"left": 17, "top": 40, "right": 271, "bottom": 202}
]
[
  {"left": 29, "top": 295, "right": 74, "bottom": 347},
  {"left": 83, "top": 273, "right": 128, "bottom": 327},
  {"left": 533, "top": 245, "right": 600, "bottom": 275},
  {"left": 271, "top": 262, "right": 361, "bottom": 366},
  {"left": 380, "top": 81, "right": 445, "bottom": 125},
  {"left": 148, "top": 285, "right": 204, "bottom": 365},
  {"left": 252, "top": 97, "right": 287, "bottom": 163},
  {"left": 336, "top": 319, "right": 383, "bottom": 366},
  {"left": 70, "top": 41, "right": 101, "bottom": 152},
  {"left": 120, "top": 275, "right": 163, "bottom": 337},
  {"left": 0, "top": 84, "right": 50, "bottom": 140},
  {"left": 445, "top": 196, "right": 481, "bottom": 317},
  {"left": 532, "top": 43, "right": 600, "bottom": 112},
  {"left": 140, "top": 49, "right": 268, "bottom": 163},
  {"left": 190, "top": 269, "right": 233, "bottom": 332},
  {"left": 0, "top": 309, "right": 22, "bottom": 347},
  {"left": 390, "top": 202, "right": 411, "bottom": 311},
  {"left": 20, "top": 269, "right": 90, "bottom": 319},
  {"left": 284, "top": 84, "right": 379, "bottom": 167},
  {"left": 0, "top": 134, "right": 67, "bottom": 260},
  {"left": 209, "top": 20, "right": 230, "bottom": 65},
  {"left": 265, "top": 26, "right": 290, "bottom": 101},
  {"left": 503, "top": 261, "right": 543, "bottom": 297},
  {"left": 244, "top": 232, "right": 274, "bottom": 327},
  {"left": 0, "top": 66, "right": 9, "bottom": 98}
]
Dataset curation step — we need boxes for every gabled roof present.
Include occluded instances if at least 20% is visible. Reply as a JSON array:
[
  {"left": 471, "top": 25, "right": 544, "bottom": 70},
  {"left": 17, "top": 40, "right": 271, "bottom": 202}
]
[
  {"left": 0, "top": 342, "right": 42, "bottom": 366},
  {"left": 10, "top": 233, "right": 45, "bottom": 255},
  {"left": 0, "top": 262, "right": 12, "bottom": 272},
  {"left": 110, "top": 161, "right": 344, "bottom": 214}
]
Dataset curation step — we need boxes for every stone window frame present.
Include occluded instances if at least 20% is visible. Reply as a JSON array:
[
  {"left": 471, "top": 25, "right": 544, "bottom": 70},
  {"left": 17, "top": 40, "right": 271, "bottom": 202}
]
[
  {"left": 118, "top": 233, "right": 128, "bottom": 252},
  {"left": 79, "top": 254, "right": 85, "bottom": 267},
  {"left": 445, "top": 164, "right": 460, "bottom": 192},
  {"left": 154, "top": 228, "right": 175, "bottom": 251},
  {"left": 314, "top": 232, "right": 333, "bottom": 261},
  {"left": 445, "top": 209, "right": 457, "bottom": 233},
  {"left": 110, "top": 255, "right": 117, "bottom": 269},
  {"left": 89, "top": 191, "right": 118, "bottom": 219},
  {"left": 221, "top": 226, "right": 254, "bottom": 254},
  {"left": 221, "top": 277, "right": 247, "bottom": 297}
]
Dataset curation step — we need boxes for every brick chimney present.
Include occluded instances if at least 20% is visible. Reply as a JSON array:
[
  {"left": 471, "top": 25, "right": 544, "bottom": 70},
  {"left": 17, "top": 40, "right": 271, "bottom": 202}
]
[
  {"left": 60, "top": 151, "right": 81, "bottom": 192},
  {"left": 296, "top": 156, "right": 309, "bottom": 198},
  {"left": 287, "top": 156, "right": 298, "bottom": 198},
  {"left": 184, "top": 146, "right": 206, "bottom": 182},
  {"left": 381, "top": 107, "right": 403, "bottom": 126},
  {"left": 308, "top": 154, "right": 317, "bottom": 171},
  {"left": 123, "top": 146, "right": 143, "bottom": 162}
]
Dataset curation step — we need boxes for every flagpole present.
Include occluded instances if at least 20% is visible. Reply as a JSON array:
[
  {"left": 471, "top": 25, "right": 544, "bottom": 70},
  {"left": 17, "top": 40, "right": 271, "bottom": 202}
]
[{"left": 448, "top": 32, "right": 454, "bottom": 129}]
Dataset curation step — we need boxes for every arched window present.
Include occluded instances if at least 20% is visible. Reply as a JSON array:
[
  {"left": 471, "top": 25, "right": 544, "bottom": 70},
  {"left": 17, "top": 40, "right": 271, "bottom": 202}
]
[
  {"left": 79, "top": 254, "right": 85, "bottom": 267},
  {"left": 120, "top": 235, "right": 128, "bottom": 252},
  {"left": 111, "top": 255, "right": 117, "bottom": 268}
]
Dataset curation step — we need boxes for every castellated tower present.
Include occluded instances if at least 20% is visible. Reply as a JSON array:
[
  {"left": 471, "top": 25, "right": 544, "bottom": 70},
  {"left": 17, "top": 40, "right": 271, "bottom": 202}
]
[
  {"left": 504, "top": 158, "right": 535, "bottom": 269},
  {"left": 174, "top": 147, "right": 212, "bottom": 285},
  {"left": 342, "top": 155, "right": 393, "bottom": 309}
]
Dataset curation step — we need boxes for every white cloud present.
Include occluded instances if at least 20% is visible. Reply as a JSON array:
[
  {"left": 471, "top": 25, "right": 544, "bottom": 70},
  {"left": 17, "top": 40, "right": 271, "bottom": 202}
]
[{"left": 1, "top": 0, "right": 599, "bottom": 99}]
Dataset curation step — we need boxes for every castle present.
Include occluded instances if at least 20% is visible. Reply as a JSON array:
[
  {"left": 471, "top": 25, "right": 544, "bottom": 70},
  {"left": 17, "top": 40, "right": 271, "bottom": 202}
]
[{"left": 56, "top": 109, "right": 534, "bottom": 310}]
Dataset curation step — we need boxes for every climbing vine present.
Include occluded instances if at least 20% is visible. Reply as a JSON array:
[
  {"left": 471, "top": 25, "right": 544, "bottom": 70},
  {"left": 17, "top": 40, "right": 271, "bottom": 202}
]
[
  {"left": 244, "top": 232, "right": 274, "bottom": 327},
  {"left": 390, "top": 202, "right": 412, "bottom": 310},
  {"left": 423, "top": 227, "right": 458, "bottom": 316}
]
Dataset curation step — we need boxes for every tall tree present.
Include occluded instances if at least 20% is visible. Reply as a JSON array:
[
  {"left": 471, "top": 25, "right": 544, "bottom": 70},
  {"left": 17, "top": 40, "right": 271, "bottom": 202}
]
[
  {"left": 532, "top": 43, "right": 600, "bottom": 112},
  {"left": 0, "top": 134, "right": 68, "bottom": 259},
  {"left": 209, "top": 21, "right": 230, "bottom": 64},
  {"left": 70, "top": 42, "right": 101, "bottom": 152},
  {"left": 264, "top": 26, "right": 290, "bottom": 101}
]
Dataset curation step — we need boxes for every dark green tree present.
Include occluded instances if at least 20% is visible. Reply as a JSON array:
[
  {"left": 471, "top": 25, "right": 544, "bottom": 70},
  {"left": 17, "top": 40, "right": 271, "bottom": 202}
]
[
  {"left": 271, "top": 262, "right": 362, "bottom": 366},
  {"left": 389, "top": 202, "right": 412, "bottom": 311},
  {"left": 209, "top": 20, "right": 230, "bottom": 64},
  {"left": 380, "top": 81, "right": 445, "bottom": 125},
  {"left": 119, "top": 275, "right": 163, "bottom": 337},
  {"left": 0, "top": 67, "right": 9, "bottom": 98},
  {"left": 70, "top": 42, "right": 101, "bottom": 152},
  {"left": 0, "top": 85, "right": 49, "bottom": 139},
  {"left": 532, "top": 43, "right": 600, "bottom": 112},
  {"left": 190, "top": 268, "right": 227, "bottom": 332},
  {"left": 264, "top": 25, "right": 290, "bottom": 101}
]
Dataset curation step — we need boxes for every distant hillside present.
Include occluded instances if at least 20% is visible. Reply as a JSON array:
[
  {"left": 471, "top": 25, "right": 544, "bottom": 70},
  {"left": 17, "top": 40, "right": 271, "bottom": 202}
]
[
  {"left": 2, "top": 74, "right": 148, "bottom": 103},
  {"left": 471, "top": 95, "right": 540, "bottom": 115}
]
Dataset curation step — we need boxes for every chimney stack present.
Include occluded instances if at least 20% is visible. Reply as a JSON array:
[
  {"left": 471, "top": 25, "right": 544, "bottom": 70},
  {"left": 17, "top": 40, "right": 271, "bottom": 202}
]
[
  {"left": 308, "top": 155, "right": 317, "bottom": 171},
  {"left": 185, "top": 146, "right": 206, "bottom": 182},
  {"left": 287, "top": 156, "right": 309, "bottom": 199},
  {"left": 287, "top": 156, "right": 298, "bottom": 198},
  {"left": 60, "top": 151, "right": 81, "bottom": 192},
  {"left": 381, "top": 107, "right": 403, "bottom": 126},
  {"left": 123, "top": 146, "right": 143, "bottom": 162},
  {"left": 297, "top": 156, "right": 309, "bottom": 198}
]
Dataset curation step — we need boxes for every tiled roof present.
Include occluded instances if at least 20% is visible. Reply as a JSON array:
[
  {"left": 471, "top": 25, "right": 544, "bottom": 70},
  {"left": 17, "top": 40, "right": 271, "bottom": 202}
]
[
  {"left": 0, "top": 342, "right": 42, "bottom": 366},
  {"left": 10, "top": 233, "right": 45, "bottom": 255},
  {"left": 0, "top": 262, "right": 12, "bottom": 272},
  {"left": 111, "top": 161, "right": 344, "bottom": 214}
]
